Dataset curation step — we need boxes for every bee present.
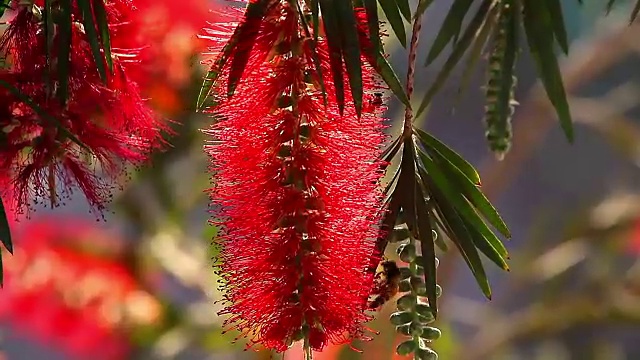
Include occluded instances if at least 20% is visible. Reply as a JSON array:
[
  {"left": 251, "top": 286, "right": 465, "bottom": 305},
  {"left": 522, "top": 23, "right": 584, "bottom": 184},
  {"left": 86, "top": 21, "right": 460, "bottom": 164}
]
[
  {"left": 368, "top": 259, "right": 402, "bottom": 309},
  {"left": 370, "top": 92, "right": 384, "bottom": 106}
]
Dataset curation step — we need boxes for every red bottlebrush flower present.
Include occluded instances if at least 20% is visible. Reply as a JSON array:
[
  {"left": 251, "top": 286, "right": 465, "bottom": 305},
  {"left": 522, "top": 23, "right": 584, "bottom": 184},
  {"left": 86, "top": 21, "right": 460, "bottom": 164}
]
[
  {"left": 0, "top": 5, "right": 167, "bottom": 217},
  {"left": 204, "top": 1, "right": 387, "bottom": 352},
  {"left": 0, "top": 217, "right": 162, "bottom": 360}
]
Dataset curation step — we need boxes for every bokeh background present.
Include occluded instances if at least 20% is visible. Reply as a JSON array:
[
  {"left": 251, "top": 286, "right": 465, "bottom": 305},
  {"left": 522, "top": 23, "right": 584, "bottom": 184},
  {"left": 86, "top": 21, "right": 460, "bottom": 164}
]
[{"left": 2, "top": 0, "right": 640, "bottom": 359}]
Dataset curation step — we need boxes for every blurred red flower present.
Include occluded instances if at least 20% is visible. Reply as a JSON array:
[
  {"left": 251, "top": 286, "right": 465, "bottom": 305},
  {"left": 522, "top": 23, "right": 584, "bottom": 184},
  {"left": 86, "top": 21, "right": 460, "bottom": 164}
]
[
  {"left": 0, "top": 2, "right": 167, "bottom": 217},
  {"left": 0, "top": 217, "right": 161, "bottom": 360}
]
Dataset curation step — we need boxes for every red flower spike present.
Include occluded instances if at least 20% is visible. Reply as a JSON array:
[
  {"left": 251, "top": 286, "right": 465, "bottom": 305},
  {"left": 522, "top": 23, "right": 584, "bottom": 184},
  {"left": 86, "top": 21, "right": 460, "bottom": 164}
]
[
  {"left": 204, "top": 1, "right": 388, "bottom": 353},
  {"left": 0, "top": 6, "right": 167, "bottom": 217}
]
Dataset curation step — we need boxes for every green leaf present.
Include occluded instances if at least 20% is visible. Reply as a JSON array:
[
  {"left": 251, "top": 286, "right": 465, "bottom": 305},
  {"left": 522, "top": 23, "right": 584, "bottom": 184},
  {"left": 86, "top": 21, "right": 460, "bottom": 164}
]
[
  {"left": 631, "top": 1, "right": 640, "bottom": 22},
  {"left": 0, "top": 0, "right": 11, "bottom": 18},
  {"left": 78, "top": 0, "right": 107, "bottom": 82},
  {"left": 296, "top": 0, "right": 327, "bottom": 105},
  {"left": 429, "top": 184, "right": 492, "bottom": 299},
  {"left": 414, "top": 0, "right": 435, "bottom": 20},
  {"left": 453, "top": 7, "right": 496, "bottom": 109},
  {"left": 364, "top": 0, "right": 381, "bottom": 55},
  {"left": 319, "top": 0, "right": 346, "bottom": 114},
  {"left": 380, "top": 136, "right": 402, "bottom": 163},
  {"left": 398, "top": 139, "right": 418, "bottom": 236},
  {"left": 378, "top": 0, "right": 407, "bottom": 47},
  {"left": 43, "top": 0, "right": 55, "bottom": 95},
  {"left": 416, "top": 149, "right": 508, "bottom": 259},
  {"left": 425, "top": 0, "right": 474, "bottom": 65},
  {"left": 413, "top": 127, "right": 481, "bottom": 185},
  {"left": 196, "top": 0, "right": 271, "bottom": 109},
  {"left": 91, "top": 0, "right": 113, "bottom": 72},
  {"left": 57, "top": 0, "right": 73, "bottom": 104},
  {"left": 421, "top": 145, "right": 510, "bottom": 239},
  {"left": 395, "top": 0, "right": 412, "bottom": 21},
  {"left": 335, "top": 0, "right": 363, "bottom": 116},
  {"left": 546, "top": 0, "right": 569, "bottom": 54},
  {"left": 415, "top": 183, "right": 438, "bottom": 316},
  {"left": 416, "top": 0, "right": 496, "bottom": 117},
  {"left": 373, "top": 53, "right": 411, "bottom": 108},
  {"left": 461, "top": 216, "right": 509, "bottom": 271},
  {"left": 522, "top": 0, "right": 574, "bottom": 142},
  {"left": 0, "top": 196, "right": 12, "bottom": 255}
]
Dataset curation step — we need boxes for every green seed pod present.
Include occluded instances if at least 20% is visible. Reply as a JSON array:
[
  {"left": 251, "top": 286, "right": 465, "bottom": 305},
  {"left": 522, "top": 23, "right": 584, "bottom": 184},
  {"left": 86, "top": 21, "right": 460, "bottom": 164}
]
[
  {"left": 400, "top": 267, "right": 412, "bottom": 280},
  {"left": 435, "top": 284, "right": 443, "bottom": 298},
  {"left": 396, "top": 340, "right": 417, "bottom": 356},
  {"left": 410, "top": 321, "right": 424, "bottom": 337},
  {"left": 399, "top": 279, "right": 412, "bottom": 292},
  {"left": 390, "top": 226, "right": 411, "bottom": 243},
  {"left": 398, "top": 243, "right": 417, "bottom": 262},
  {"left": 415, "top": 348, "right": 439, "bottom": 360},
  {"left": 410, "top": 276, "right": 427, "bottom": 295},
  {"left": 396, "top": 324, "right": 411, "bottom": 336},
  {"left": 390, "top": 311, "right": 414, "bottom": 326},
  {"left": 416, "top": 304, "right": 435, "bottom": 324},
  {"left": 396, "top": 294, "right": 416, "bottom": 311},
  {"left": 419, "top": 326, "right": 442, "bottom": 341}
]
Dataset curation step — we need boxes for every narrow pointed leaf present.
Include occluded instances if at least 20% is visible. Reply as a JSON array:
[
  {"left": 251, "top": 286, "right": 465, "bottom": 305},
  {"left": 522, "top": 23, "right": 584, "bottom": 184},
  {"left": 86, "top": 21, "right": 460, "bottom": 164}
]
[
  {"left": 462, "top": 216, "right": 509, "bottom": 270},
  {"left": 196, "top": 0, "right": 271, "bottom": 109},
  {"left": 631, "top": 1, "right": 640, "bottom": 22},
  {"left": 78, "top": 0, "right": 107, "bottom": 82},
  {"left": 421, "top": 146, "right": 510, "bottom": 239},
  {"left": 417, "top": 149, "right": 508, "bottom": 259},
  {"left": 416, "top": 0, "right": 495, "bottom": 117},
  {"left": 373, "top": 53, "right": 411, "bottom": 108},
  {"left": 43, "top": 0, "right": 54, "bottom": 94},
  {"left": 429, "top": 185, "right": 492, "bottom": 299},
  {"left": 335, "top": 0, "right": 363, "bottom": 116},
  {"left": 522, "top": 0, "right": 574, "bottom": 141},
  {"left": 415, "top": 182, "right": 438, "bottom": 316},
  {"left": 546, "top": 0, "right": 569, "bottom": 54},
  {"left": 296, "top": 0, "right": 327, "bottom": 104},
  {"left": 414, "top": 0, "right": 435, "bottom": 20},
  {"left": 453, "top": 8, "right": 496, "bottom": 108},
  {"left": 57, "top": 0, "right": 73, "bottom": 104},
  {"left": 0, "top": 196, "right": 12, "bottom": 255},
  {"left": 319, "top": 0, "right": 346, "bottom": 114},
  {"left": 399, "top": 140, "right": 418, "bottom": 236},
  {"left": 395, "top": 0, "right": 412, "bottom": 20},
  {"left": 413, "top": 127, "right": 481, "bottom": 185},
  {"left": 378, "top": 0, "right": 407, "bottom": 47},
  {"left": 364, "top": 0, "right": 381, "bottom": 55},
  {"left": 425, "top": 0, "right": 474, "bottom": 65},
  {"left": 380, "top": 136, "right": 402, "bottom": 163},
  {"left": 92, "top": 0, "right": 113, "bottom": 72}
]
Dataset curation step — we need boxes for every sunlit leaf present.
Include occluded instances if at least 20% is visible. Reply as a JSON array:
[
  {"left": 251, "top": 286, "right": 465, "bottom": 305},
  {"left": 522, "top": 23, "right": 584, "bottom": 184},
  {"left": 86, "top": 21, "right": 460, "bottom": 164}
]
[
  {"left": 395, "top": 0, "right": 412, "bottom": 21},
  {"left": 413, "top": 127, "right": 481, "bottom": 185}
]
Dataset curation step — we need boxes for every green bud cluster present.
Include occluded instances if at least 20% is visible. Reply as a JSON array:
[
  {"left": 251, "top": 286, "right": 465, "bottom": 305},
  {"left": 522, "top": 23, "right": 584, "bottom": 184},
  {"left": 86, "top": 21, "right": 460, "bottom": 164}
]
[{"left": 390, "top": 231, "right": 442, "bottom": 360}]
